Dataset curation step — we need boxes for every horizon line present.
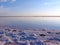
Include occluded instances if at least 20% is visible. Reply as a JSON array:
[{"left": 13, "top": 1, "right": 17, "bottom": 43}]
[{"left": 0, "top": 16, "right": 60, "bottom": 17}]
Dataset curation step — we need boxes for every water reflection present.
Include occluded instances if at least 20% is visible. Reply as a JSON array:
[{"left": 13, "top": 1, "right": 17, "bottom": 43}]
[{"left": 0, "top": 17, "right": 60, "bottom": 30}]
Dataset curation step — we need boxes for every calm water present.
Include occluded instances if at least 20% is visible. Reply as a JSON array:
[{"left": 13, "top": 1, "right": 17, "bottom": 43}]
[{"left": 0, "top": 17, "right": 60, "bottom": 30}]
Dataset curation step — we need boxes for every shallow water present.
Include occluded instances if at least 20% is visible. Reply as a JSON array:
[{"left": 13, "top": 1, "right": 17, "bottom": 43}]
[{"left": 0, "top": 17, "right": 60, "bottom": 30}]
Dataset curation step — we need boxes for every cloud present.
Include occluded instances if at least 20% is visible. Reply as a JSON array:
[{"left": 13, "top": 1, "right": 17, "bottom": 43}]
[
  {"left": 0, "top": 0, "right": 16, "bottom": 2},
  {"left": 0, "top": 0, "right": 16, "bottom": 8},
  {"left": 0, "top": 0, "right": 7, "bottom": 2},
  {"left": 11, "top": 0, "right": 16, "bottom": 2},
  {"left": 43, "top": 0, "right": 60, "bottom": 6}
]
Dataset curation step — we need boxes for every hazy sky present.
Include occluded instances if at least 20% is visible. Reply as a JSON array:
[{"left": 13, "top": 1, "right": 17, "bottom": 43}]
[{"left": 0, "top": 0, "right": 60, "bottom": 16}]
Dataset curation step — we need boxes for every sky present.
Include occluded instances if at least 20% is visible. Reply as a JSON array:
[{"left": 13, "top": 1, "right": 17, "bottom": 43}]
[{"left": 0, "top": 0, "right": 60, "bottom": 16}]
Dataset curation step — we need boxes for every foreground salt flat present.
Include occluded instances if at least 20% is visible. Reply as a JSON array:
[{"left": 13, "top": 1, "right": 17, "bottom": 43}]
[{"left": 0, "top": 27, "right": 60, "bottom": 45}]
